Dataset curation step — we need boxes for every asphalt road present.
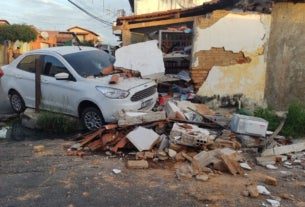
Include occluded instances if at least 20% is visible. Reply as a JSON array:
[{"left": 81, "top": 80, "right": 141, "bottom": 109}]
[
  {"left": 0, "top": 139, "right": 201, "bottom": 207},
  {"left": 0, "top": 80, "right": 13, "bottom": 114}
]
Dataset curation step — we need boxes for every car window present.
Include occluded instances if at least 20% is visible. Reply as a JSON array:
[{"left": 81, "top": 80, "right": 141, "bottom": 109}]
[
  {"left": 42, "top": 55, "right": 69, "bottom": 77},
  {"left": 63, "top": 50, "right": 115, "bottom": 77},
  {"left": 17, "top": 55, "right": 38, "bottom": 73}
]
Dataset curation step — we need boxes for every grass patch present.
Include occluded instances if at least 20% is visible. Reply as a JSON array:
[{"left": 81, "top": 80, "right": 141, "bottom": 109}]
[
  {"left": 254, "top": 107, "right": 281, "bottom": 131},
  {"left": 282, "top": 102, "right": 305, "bottom": 138},
  {"left": 253, "top": 102, "right": 305, "bottom": 138},
  {"left": 37, "top": 111, "right": 81, "bottom": 134}
]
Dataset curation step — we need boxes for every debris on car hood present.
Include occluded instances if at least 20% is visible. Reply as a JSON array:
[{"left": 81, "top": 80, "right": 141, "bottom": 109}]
[{"left": 114, "top": 40, "right": 165, "bottom": 77}]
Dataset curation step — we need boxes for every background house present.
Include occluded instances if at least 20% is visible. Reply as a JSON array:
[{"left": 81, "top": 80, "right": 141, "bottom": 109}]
[
  {"left": 67, "top": 26, "right": 101, "bottom": 44},
  {"left": 0, "top": 19, "right": 10, "bottom": 25}
]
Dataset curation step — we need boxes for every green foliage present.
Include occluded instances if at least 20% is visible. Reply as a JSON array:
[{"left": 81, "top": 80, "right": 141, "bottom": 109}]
[
  {"left": 0, "top": 24, "right": 37, "bottom": 42},
  {"left": 254, "top": 107, "right": 280, "bottom": 131},
  {"left": 236, "top": 108, "right": 253, "bottom": 116},
  {"left": 254, "top": 103, "right": 305, "bottom": 138},
  {"left": 282, "top": 102, "right": 305, "bottom": 138},
  {"left": 37, "top": 111, "right": 81, "bottom": 134}
]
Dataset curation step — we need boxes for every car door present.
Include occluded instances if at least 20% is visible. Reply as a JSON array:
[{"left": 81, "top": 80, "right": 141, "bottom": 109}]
[
  {"left": 14, "top": 55, "right": 40, "bottom": 108},
  {"left": 40, "top": 55, "right": 78, "bottom": 115}
]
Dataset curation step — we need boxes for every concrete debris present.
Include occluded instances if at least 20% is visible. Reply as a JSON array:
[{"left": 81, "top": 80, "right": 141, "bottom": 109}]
[
  {"left": 118, "top": 111, "right": 166, "bottom": 127},
  {"left": 176, "top": 101, "right": 215, "bottom": 116},
  {"left": 240, "top": 162, "right": 252, "bottom": 170},
  {"left": 0, "top": 127, "right": 8, "bottom": 139},
  {"left": 195, "top": 173, "right": 209, "bottom": 182},
  {"left": 194, "top": 148, "right": 237, "bottom": 169},
  {"left": 266, "top": 199, "right": 280, "bottom": 207},
  {"left": 33, "top": 145, "right": 45, "bottom": 153},
  {"left": 165, "top": 101, "right": 185, "bottom": 120},
  {"left": 158, "top": 134, "right": 169, "bottom": 151},
  {"left": 168, "top": 149, "right": 177, "bottom": 158},
  {"left": 63, "top": 92, "right": 302, "bottom": 186},
  {"left": 112, "top": 169, "right": 122, "bottom": 174},
  {"left": 247, "top": 185, "right": 259, "bottom": 198},
  {"left": 266, "top": 164, "right": 278, "bottom": 170},
  {"left": 256, "top": 156, "right": 287, "bottom": 166},
  {"left": 220, "top": 154, "right": 244, "bottom": 176},
  {"left": 127, "top": 160, "right": 149, "bottom": 169},
  {"left": 170, "top": 123, "right": 213, "bottom": 147},
  {"left": 114, "top": 40, "right": 165, "bottom": 77},
  {"left": 264, "top": 176, "right": 277, "bottom": 186},
  {"left": 126, "top": 126, "right": 160, "bottom": 151},
  {"left": 176, "top": 163, "right": 193, "bottom": 180},
  {"left": 230, "top": 114, "right": 268, "bottom": 137},
  {"left": 257, "top": 185, "right": 271, "bottom": 195},
  {"left": 157, "top": 150, "right": 168, "bottom": 161},
  {"left": 236, "top": 134, "right": 261, "bottom": 148},
  {"left": 261, "top": 141, "right": 305, "bottom": 157}
]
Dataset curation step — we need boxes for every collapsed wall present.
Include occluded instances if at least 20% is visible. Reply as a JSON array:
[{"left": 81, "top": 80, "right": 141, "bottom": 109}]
[{"left": 191, "top": 10, "right": 271, "bottom": 105}]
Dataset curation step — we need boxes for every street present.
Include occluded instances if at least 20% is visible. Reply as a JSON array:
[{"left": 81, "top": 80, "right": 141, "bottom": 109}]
[{"left": 0, "top": 139, "right": 305, "bottom": 207}]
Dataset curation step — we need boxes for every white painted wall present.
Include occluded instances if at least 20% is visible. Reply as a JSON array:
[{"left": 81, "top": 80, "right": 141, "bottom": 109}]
[
  {"left": 134, "top": 0, "right": 211, "bottom": 15},
  {"left": 192, "top": 12, "right": 271, "bottom": 103}
]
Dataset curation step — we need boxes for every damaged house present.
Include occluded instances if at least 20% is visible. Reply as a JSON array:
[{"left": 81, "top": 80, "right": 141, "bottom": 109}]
[{"left": 113, "top": 0, "right": 305, "bottom": 110}]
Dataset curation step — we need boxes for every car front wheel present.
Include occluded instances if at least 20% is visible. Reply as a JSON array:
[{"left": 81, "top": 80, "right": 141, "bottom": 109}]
[
  {"left": 9, "top": 91, "right": 26, "bottom": 113},
  {"left": 81, "top": 107, "right": 104, "bottom": 131}
]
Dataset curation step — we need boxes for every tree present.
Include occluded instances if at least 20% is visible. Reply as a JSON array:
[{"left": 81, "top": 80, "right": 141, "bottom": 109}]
[{"left": 0, "top": 24, "right": 37, "bottom": 43}]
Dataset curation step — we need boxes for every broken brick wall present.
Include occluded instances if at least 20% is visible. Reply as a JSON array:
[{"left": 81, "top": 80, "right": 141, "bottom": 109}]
[
  {"left": 265, "top": 2, "right": 305, "bottom": 110},
  {"left": 191, "top": 10, "right": 271, "bottom": 104}
]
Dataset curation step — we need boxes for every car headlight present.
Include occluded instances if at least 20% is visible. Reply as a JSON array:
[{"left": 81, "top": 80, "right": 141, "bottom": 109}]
[{"left": 96, "top": 86, "right": 129, "bottom": 99}]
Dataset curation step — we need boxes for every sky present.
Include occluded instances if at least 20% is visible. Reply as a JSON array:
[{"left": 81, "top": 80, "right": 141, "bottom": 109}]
[{"left": 0, "top": 0, "right": 131, "bottom": 45}]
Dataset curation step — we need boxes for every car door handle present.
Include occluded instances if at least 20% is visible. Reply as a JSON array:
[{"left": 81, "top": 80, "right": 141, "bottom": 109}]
[
  {"left": 42, "top": 79, "right": 49, "bottom": 84},
  {"left": 15, "top": 74, "right": 22, "bottom": 79}
]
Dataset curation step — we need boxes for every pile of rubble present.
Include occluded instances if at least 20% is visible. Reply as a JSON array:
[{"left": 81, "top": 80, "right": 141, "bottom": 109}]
[{"left": 66, "top": 100, "right": 305, "bottom": 184}]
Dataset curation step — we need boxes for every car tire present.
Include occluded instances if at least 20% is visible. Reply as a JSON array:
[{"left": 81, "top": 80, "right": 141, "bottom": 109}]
[
  {"left": 81, "top": 107, "right": 104, "bottom": 131},
  {"left": 9, "top": 91, "right": 26, "bottom": 113}
]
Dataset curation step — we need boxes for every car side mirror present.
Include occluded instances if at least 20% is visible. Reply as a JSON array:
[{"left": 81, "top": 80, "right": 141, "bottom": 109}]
[{"left": 55, "top": 72, "right": 69, "bottom": 80}]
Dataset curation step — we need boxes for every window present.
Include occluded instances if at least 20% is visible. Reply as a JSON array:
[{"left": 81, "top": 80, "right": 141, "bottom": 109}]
[
  {"left": 63, "top": 50, "right": 115, "bottom": 77},
  {"left": 42, "top": 55, "right": 69, "bottom": 77},
  {"left": 17, "top": 55, "right": 38, "bottom": 73}
]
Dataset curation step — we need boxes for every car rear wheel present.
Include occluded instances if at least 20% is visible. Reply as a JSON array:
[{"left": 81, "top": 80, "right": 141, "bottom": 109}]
[
  {"left": 9, "top": 91, "right": 26, "bottom": 113},
  {"left": 81, "top": 107, "right": 104, "bottom": 131}
]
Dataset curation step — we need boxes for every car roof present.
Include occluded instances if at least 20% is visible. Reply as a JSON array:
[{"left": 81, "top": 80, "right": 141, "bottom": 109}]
[{"left": 28, "top": 46, "right": 98, "bottom": 56}]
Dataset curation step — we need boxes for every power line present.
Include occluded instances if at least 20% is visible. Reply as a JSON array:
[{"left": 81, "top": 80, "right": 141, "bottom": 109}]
[{"left": 67, "top": 0, "right": 112, "bottom": 27}]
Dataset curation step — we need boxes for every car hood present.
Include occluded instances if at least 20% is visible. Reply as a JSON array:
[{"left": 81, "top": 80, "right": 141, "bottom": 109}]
[{"left": 88, "top": 76, "right": 155, "bottom": 91}]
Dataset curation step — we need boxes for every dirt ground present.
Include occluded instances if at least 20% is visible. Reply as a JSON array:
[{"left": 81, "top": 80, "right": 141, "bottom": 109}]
[{"left": 0, "top": 138, "right": 305, "bottom": 207}]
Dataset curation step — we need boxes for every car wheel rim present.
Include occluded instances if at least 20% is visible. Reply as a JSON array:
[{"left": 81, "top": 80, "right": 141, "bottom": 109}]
[
  {"left": 11, "top": 95, "right": 22, "bottom": 112},
  {"left": 84, "top": 111, "right": 103, "bottom": 130}
]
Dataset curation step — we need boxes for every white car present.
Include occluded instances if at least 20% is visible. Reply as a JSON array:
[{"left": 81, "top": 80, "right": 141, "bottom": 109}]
[{"left": 0, "top": 46, "right": 158, "bottom": 130}]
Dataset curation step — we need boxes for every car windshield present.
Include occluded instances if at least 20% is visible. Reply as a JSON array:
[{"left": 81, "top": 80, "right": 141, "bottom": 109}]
[{"left": 63, "top": 50, "right": 115, "bottom": 77}]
